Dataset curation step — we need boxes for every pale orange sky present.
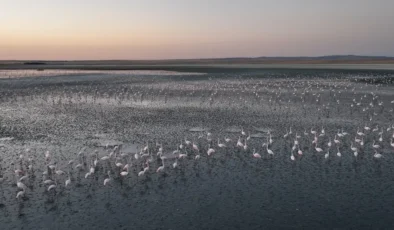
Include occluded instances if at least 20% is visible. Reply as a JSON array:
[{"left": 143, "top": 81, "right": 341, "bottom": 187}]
[{"left": 1, "top": 0, "right": 394, "bottom": 60}]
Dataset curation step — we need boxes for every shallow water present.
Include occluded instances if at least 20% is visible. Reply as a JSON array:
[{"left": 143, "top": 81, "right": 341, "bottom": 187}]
[{"left": 0, "top": 69, "right": 394, "bottom": 229}]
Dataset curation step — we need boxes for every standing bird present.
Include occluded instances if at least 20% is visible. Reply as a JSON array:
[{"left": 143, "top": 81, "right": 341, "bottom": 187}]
[
  {"left": 290, "top": 151, "right": 295, "bottom": 161},
  {"left": 192, "top": 142, "right": 199, "bottom": 151},
  {"left": 327, "top": 137, "right": 332, "bottom": 148},
  {"left": 266, "top": 145, "right": 274, "bottom": 155},
  {"left": 337, "top": 146, "right": 341, "bottom": 157},
  {"left": 252, "top": 149, "right": 261, "bottom": 158},
  {"left": 334, "top": 135, "right": 340, "bottom": 145},
  {"left": 297, "top": 146, "right": 303, "bottom": 155},
  {"left": 350, "top": 141, "right": 357, "bottom": 153},
  {"left": 47, "top": 182, "right": 57, "bottom": 192},
  {"left": 372, "top": 140, "right": 380, "bottom": 149},
  {"left": 237, "top": 137, "right": 244, "bottom": 148},
  {"left": 104, "top": 171, "right": 111, "bottom": 186},
  {"left": 157, "top": 159, "right": 165, "bottom": 173},
  {"left": 373, "top": 151, "right": 382, "bottom": 159},
  {"left": 65, "top": 173, "right": 71, "bottom": 187},
  {"left": 217, "top": 139, "right": 226, "bottom": 148},
  {"left": 324, "top": 150, "right": 329, "bottom": 159},
  {"left": 241, "top": 127, "right": 246, "bottom": 136},
  {"left": 207, "top": 144, "right": 215, "bottom": 156},
  {"left": 315, "top": 143, "right": 323, "bottom": 153},
  {"left": 173, "top": 159, "right": 178, "bottom": 168},
  {"left": 16, "top": 190, "right": 25, "bottom": 200}
]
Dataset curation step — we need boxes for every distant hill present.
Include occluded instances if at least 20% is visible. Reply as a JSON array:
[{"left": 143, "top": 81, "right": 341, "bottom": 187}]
[{"left": 190, "top": 55, "right": 394, "bottom": 64}]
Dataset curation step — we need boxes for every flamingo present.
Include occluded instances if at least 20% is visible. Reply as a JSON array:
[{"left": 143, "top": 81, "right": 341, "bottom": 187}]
[
  {"left": 315, "top": 143, "right": 323, "bottom": 153},
  {"left": 327, "top": 137, "right": 332, "bottom": 147},
  {"left": 157, "top": 159, "right": 165, "bottom": 173},
  {"left": 266, "top": 145, "right": 274, "bottom": 155},
  {"left": 341, "top": 128, "right": 349, "bottom": 136},
  {"left": 44, "top": 151, "right": 51, "bottom": 162},
  {"left": 241, "top": 127, "right": 246, "bottom": 136},
  {"left": 43, "top": 178, "right": 54, "bottom": 185},
  {"left": 304, "top": 129, "right": 309, "bottom": 136},
  {"left": 101, "top": 155, "right": 110, "bottom": 161},
  {"left": 312, "top": 133, "right": 318, "bottom": 144},
  {"left": 185, "top": 138, "right": 191, "bottom": 146},
  {"left": 16, "top": 190, "right": 25, "bottom": 200},
  {"left": 144, "top": 162, "right": 150, "bottom": 172},
  {"left": 173, "top": 159, "right": 178, "bottom": 168},
  {"left": 120, "top": 167, "right": 129, "bottom": 177},
  {"left": 311, "top": 128, "right": 317, "bottom": 135},
  {"left": 290, "top": 151, "right": 295, "bottom": 161},
  {"left": 138, "top": 170, "right": 145, "bottom": 177},
  {"left": 84, "top": 172, "right": 91, "bottom": 179},
  {"left": 283, "top": 129, "right": 289, "bottom": 139},
  {"left": 252, "top": 149, "right": 261, "bottom": 158},
  {"left": 324, "top": 150, "right": 329, "bottom": 159},
  {"left": 179, "top": 140, "right": 184, "bottom": 150},
  {"left": 297, "top": 146, "right": 303, "bottom": 155},
  {"left": 336, "top": 130, "right": 343, "bottom": 138},
  {"left": 104, "top": 171, "right": 111, "bottom": 186},
  {"left": 65, "top": 173, "right": 71, "bottom": 187},
  {"left": 178, "top": 152, "right": 187, "bottom": 159},
  {"left": 47, "top": 182, "right": 57, "bottom": 192},
  {"left": 217, "top": 139, "right": 226, "bottom": 148},
  {"left": 13, "top": 164, "right": 23, "bottom": 176},
  {"left": 143, "top": 142, "right": 149, "bottom": 152},
  {"left": 17, "top": 181, "right": 27, "bottom": 191},
  {"left": 350, "top": 141, "right": 357, "bottom": 152},
  {"left": 236, "top": 137, "right": 244, "bottom": 147},
  {"left": 373, "top": 151, "right": 382, "bottom": 158},
  {"left": 243, "top": 139, "right": 248, "bottom": 151},
  {"left": 192, "top": 142, "right": 199, "bottom": 151},
  {"left": 372, "top": 140, "right": 380, "bottom": 149},
  {"left": 334, "top": 135, "right": 340, "bottom": 145},
  {"left": 378, "top": 128, "right": 384, "bottom": 136},
  {"left": 207, "top": 144, "right": 215, "bottom": 156},
  {"left": 357, "top": 127, "right": 365, "bottom": 136}
]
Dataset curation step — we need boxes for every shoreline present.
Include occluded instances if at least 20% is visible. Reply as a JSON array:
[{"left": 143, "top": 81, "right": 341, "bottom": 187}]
[{"left": 1, "top": 63, "right": 394, "bottom": 72}]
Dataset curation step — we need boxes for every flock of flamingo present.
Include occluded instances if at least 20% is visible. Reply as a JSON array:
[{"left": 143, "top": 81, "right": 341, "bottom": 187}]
[
  {"left": 2, "top": 121, "right": 394, "bottom": 201},
  {"left": 0, "top": 70, "right": 393, "bottom": 204}
]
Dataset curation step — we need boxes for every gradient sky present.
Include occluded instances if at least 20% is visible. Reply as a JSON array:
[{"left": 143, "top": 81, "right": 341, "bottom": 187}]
[{"left": 1, "top": 0, "right": 394, "bottom": 60}]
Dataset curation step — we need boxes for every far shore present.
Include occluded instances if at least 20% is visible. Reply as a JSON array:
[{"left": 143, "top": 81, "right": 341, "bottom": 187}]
[{"left": 2, "top": 58, "right": 394, "bottom": 72}]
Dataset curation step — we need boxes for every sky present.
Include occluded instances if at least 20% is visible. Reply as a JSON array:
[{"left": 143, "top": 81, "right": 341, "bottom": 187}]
[{"left": 1, "top": 0, "right": 394, "bottom": 60}]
